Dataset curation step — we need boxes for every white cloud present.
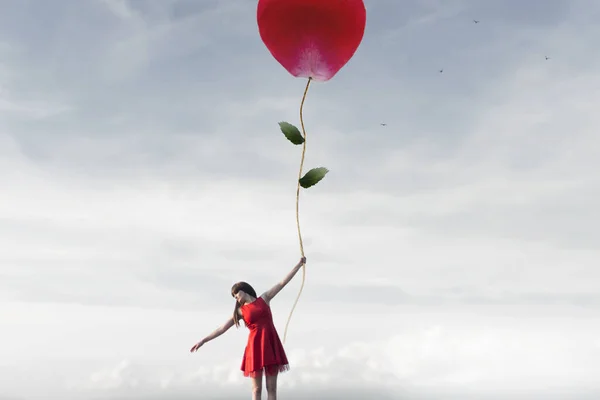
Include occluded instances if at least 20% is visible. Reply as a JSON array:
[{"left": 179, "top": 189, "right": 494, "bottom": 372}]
[{"left": 30, "top": 304, "right": 597, "bottom": 398}]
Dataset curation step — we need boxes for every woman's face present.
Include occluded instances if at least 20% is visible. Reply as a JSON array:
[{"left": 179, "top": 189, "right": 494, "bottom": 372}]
[{"left": 234, "top": 290, "right": 248, "bottom": 304}]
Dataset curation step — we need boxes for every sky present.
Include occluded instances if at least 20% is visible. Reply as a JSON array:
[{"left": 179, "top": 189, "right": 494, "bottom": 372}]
[{"left": 1, "top": 0, "right": 599, "bottom": 399}]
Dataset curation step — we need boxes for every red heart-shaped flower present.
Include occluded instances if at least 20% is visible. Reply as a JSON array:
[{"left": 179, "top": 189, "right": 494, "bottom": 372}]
[{"left": 257, "top": 0, "right": 366, "bottom": 82}]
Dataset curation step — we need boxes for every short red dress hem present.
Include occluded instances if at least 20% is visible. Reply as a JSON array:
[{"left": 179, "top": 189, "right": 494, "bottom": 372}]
[{"left": 242, "top": 363, "right": 290, "bottom": 378}]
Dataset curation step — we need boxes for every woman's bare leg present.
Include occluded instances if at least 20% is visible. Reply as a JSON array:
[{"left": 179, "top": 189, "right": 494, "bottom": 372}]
[
  {"left": 251, "top": 371, "right": 263, "bottom": 400},
  {"left": 265, "top": 369, "right": 278, "bottom": 400}
]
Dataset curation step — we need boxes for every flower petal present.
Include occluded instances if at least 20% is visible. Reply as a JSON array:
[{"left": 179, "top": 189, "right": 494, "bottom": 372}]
[{"left": 257, "top": 0, "right": 366, "bottom": 81}]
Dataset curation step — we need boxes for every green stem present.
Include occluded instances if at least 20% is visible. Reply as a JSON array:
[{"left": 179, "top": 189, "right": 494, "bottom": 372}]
[{"left": 282, "top": 77, "right": 312, "bottom": 344}]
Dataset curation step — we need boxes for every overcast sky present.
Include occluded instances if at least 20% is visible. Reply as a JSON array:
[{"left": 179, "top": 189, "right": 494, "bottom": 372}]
[{"left": 1, "top": 0, "right": 599, "bottom": 399}]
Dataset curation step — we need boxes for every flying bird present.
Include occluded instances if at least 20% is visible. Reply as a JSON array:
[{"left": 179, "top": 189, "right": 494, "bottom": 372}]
[
  {"left": 545, "top": 56, "right": 550, "bottom": 60},
  {"left": 380, "top": 123, "right": 387, "bottom": 126},
  {"left": 439, "top": 68, "right": 443, "bottom": 73},
  {"left": 473, "top": 19, "right": 480, "bottom": 23}
]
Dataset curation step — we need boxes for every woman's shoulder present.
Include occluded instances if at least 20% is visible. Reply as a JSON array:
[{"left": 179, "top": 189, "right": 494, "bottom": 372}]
[{"left": 258, "top": 295, "right": 271, "bottom": 307}]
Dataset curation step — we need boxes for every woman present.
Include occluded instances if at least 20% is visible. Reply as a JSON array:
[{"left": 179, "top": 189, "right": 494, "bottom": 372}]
[{"left": 190, "top": 256, "right": 307, "bottom": 400}]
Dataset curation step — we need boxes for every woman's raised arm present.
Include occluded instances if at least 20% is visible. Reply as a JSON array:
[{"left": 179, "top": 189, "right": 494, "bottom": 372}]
[{"left": 261, "top": 256, "right": 306, "bottom": 303}]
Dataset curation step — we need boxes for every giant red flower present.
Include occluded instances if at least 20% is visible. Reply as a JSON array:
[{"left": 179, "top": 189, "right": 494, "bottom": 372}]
[{"left": 257, "top": 0, "right": 366, "bottom": 82}]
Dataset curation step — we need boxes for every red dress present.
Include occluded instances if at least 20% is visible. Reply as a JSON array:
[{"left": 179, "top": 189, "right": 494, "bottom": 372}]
[{"left": 240, "top": 296, "right": 290, "bottom": 377}]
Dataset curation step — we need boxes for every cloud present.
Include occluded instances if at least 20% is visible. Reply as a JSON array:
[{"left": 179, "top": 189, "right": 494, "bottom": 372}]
[
  {"left": 0, "top": 47, "right": 72, "bottom": 120},
  {"left": 2, "top": 299, "right": 600, "bottom": 399},
  {"left": 60, "top": 314, "right": 600, "bottom": 399},
  {"left": 305, "top": 282, "right": 600, "bottom": 308}
]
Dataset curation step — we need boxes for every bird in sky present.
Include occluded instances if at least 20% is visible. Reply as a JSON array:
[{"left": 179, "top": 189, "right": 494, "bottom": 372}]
[{"left": 473, "top": 19, "right": 480, "bottom": 23}]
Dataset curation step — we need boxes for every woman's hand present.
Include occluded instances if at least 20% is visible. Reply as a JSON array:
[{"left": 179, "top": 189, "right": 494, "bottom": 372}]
[{"left": 190, "top": 339, "right": 205, "bottom": 353}]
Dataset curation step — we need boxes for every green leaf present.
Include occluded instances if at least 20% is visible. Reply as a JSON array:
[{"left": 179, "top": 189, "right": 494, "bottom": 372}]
[
  {"left": 299, "top": 167, "right": 329, "bottom": 189},
  {"left": 278, "top": 121, "right": 305, "bottom": 145}
]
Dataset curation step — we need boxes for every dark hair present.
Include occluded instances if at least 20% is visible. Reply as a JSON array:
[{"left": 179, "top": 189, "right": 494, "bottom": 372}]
[{"left": 231, "top": 282, "right": 257, "bottom": 328}]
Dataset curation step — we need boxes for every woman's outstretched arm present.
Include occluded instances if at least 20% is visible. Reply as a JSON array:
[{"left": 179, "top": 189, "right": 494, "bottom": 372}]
[
  {"left": 261, "top": 256, "right": 306, "bottom": 303},
  {"left": 190, "top": 317, "right": 235, "bottom": 352}
]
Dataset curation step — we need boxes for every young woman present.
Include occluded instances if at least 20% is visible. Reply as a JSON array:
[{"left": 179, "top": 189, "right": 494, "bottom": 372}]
[{"left": 190, "top": 256, "right": 307, "bottom": 400}]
